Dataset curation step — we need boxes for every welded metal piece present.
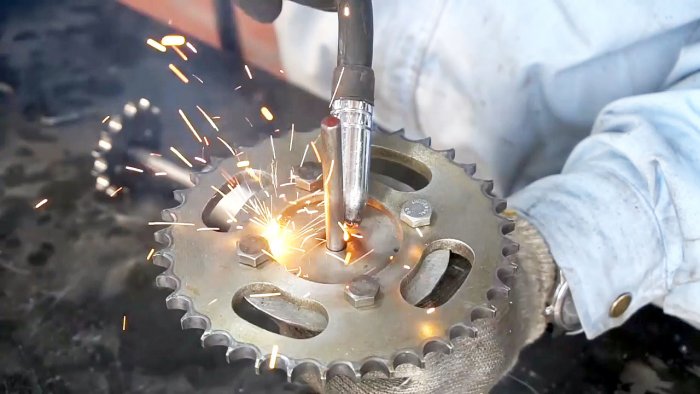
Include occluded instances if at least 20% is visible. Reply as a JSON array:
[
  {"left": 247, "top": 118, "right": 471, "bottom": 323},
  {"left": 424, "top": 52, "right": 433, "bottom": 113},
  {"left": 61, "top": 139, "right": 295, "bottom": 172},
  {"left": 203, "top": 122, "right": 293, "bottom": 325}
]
[
  {"left": 320, "top": 116, "right": 346, "bottom": 252},
  {"left": 331, "top": 98, "right": 373, "bottom": 224},
  {"left": 344, "top": 275, "right": 380, "bottom": 308},
  {"left": 237, "top": 235, "right": 271, "bottom": 268},
  {"left": 400, "top": 198, "right": 433, "bottom": 228},
  {"left": 292, "top": 161, "right": 322, "bottom": 191},
  {"left": 153, "top": 127, "right": 517, "bottom": 387}
]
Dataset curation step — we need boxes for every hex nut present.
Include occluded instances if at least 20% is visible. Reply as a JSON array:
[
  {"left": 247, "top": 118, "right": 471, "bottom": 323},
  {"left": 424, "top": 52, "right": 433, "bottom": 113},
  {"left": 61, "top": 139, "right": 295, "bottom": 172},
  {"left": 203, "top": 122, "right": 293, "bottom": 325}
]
[
  {"left": 237, "top": 235, "right": 271, "bottom": 268},
  {"left": 344, "top": 275, "right": 380, "bottom": 308},
  {"left": 400, "top": 199, "right": 432, "bottom": 228},
  {"left": 293, "top": 161, "right": 323, "bottom": 191}
]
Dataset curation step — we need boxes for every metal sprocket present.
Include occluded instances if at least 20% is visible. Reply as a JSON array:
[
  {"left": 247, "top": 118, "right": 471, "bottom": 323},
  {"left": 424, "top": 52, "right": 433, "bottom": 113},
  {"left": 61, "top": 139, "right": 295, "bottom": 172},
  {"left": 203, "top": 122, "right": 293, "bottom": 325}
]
[{"left": 152, "top": 128, "right": 518, "bottom": 388}]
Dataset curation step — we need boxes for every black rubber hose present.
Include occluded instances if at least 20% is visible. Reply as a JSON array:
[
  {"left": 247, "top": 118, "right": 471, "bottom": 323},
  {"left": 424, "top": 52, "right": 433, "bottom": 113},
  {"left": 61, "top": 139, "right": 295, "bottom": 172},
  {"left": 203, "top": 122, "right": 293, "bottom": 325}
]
[{"left": 332, "top": 0, "right": 374, "bottom": 104}]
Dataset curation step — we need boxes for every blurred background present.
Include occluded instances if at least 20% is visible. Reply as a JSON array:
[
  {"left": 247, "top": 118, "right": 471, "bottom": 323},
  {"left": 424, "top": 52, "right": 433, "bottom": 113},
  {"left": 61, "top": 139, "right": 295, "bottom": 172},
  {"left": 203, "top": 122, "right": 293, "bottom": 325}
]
[{"left": 0, "top": 0, "right": 698, "bottom": 393}]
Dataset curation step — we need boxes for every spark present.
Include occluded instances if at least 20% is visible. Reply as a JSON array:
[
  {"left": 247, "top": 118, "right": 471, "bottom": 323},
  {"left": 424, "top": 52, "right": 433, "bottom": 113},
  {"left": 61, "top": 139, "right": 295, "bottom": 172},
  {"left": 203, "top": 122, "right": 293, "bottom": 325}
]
[
  {"left": 196, "top": 105, "right": 219, "bottom": 131},
  {"left": 269, "top": 345, "right": 279, "bottom": 369},
  {"left": 217, "top": 136, "right": 237, "bottom": 158},
  {"left": 389, "top": 256, "right": 394, "bottom": 261},
  {"left": 161, "top": 34, "right": 185, "bottom": 46},
  {"left": 403, "top": 264, "right": 410, "bottom": 270},
  {"left": 194, "top": 156, "right": 207, "bottom": 164},
  {"left": 249, "top": 292, "right": 281, "bottom": 298},
  {"left": 178, "top": 109, "right": 202, "bottom": 143},
  {"left": 109, "top": 186, "right": 124, "bottom": 197},
  {"left": 343, "top": 5, "right": 350, "bottom": 16},
  {"left": 261, "top": 249, "right": 276, "bottom": 260},
  {"left": 173, "top": 46, "right": 188, "bottom": 60},
  {"left": 203, "top": 136, "right": 210, "bottom": 146},
  {"left": 122, "top": 315, "right": 127, "bottom": 331},
  {"left": 329, "top": 66, "right": 345, "bottom": 106},
  {"left": 260, "top": 106, "right": 274, "bottom": 121},
  {"left": 244, "top": 64, "right": 253, "bottom": 79},
  {"left": 303, "top": 292, "right": 310, "bottom": 298},
  {"left": 416, "top": 228, "right": 424, "bottom": 238},
  {"left": 208, "top": 298, "right": 218, "bottom": 306},
  {"left": 34, "top": 198, "right": 48, "bottom": 209},
  {"left": 310, "top": 141, "right": 321, "bottom": 162},
  {"left": 324, "top": 160, "right": 335, "bottom": 187},
  {"left": 344, "top": 252, "right": 352, "bottom": 265},
  {"left": 234, "top": 85, "right": 242, "bottom": 90},
  {"left": 300, "top": 144, "right": 309, "bottom": 166},
  {"left": 289, "top": 123, "right": 295, "bottom": 151},
  {"left": 155, "top": 172, "right": 167, "bottom": 176},
  {"left": 101, "top": 115, "right": 110, "bottom": 123},
  {"left": 168, "top": 64, "right": 189, "bottom": 83},
  {"left": 196, "top": 227, "right": 220, "bottom": 231},
  {"left": 426, "top": 307, "right": 436, "bottom": 315},
  {"left": 147, "top": 248, "right": 155, "bottom": 261},
  {"left": 169, "top": 147, "right": 193, "bottom": 167},
  {"left": 352, "top": 248, "right": 375, "bottom": 265},
  {"left": 148, "top": 221, "right": 195, "bottom": 226},
  {"left": 245, "top": 117, "right": 253, "bottom": 127},
  {"left": 150, "top": 153, "right": 162, "bottom": 156},
  {"left": 192, "top": 74, "right": 204, "bottom": 83},
  {"left": 279, "top": 69, "right": 285, "bottom": 74},
  {"left": 146, "top": 38, "right": 166, "bottom": 52},
  {"left": 270, "top": 135, "right": 276, "bottom": 160},
  {"left": 325, "top": 251, "right": 346, "bottom": 264},
  {"left": 125, "top": 166, "right": 143, "bottom": 173},
  {"left": 186, "top": 41, "right": 198, "bottom": 53},
  {"left": 237, "top": 160, "right": 250, "bottom": 168}
]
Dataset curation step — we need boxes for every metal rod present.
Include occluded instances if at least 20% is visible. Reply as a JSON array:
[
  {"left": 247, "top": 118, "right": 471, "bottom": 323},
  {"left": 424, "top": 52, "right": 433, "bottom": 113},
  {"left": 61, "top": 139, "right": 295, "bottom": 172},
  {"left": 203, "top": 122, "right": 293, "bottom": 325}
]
[{"left": 320, "top": 116, "right": 346, "bottom": 252}]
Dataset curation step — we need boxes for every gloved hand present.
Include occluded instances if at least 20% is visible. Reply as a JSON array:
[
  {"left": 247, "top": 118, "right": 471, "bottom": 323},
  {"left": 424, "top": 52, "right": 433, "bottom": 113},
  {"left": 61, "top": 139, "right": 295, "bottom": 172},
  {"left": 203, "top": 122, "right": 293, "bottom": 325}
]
[
  {"left": 234, "top": 0, "right": 335, "bottom": 23},
  {"left": 322, "top": 214, "right": 557, "bottom": 393}
]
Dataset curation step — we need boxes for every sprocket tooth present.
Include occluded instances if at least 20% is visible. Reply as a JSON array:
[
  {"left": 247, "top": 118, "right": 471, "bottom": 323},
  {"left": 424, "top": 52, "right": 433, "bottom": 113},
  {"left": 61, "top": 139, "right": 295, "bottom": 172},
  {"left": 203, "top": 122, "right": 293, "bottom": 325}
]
[
  {"left": 181, "top": 311, "right": 209, "bottom": 330},
  {"left": 153, "top": 227, "right": 173, "bottom": 246},
  {"left": 439, "top": 149, "right": 456, "bottom": 160},
  {"left": 173, "top": 189, "right": 186, "bottom": 204},
  {"left": 325, "top": 361, "right": 360, "bottom": 382},
  {"left": 496, "top": 266, "right": 516, "bottom": 289},
  {"left": 189, "top": 173, "right": 201, "bottom": 186},
  {"left": 481, "top": 179, "right": 495, "bottom": 197},
  {"left": 161, "top": 208, "right": 178, "bottom": 222},
  {"left": 470, "top": 305, "right": 497, "bottom": 323},
  {"left": 152, "top": 249, "right": 173, "bottom": 269},
  {"left": 201, "top": 330, "right": 234, "bottom": 348},
  {"left": 389, "top": 129, "right": 405, "bottom": 137},
  {"left": 422, "top": 338, "right": 452, "bottom": 356},
  {"left": 492, "top": 197, "right": 507, "bottom": 214},
  {"left": 290, "top": 361, "right": 324, "bottom": 388},
  {"left": 165, "top": 291, "right": 191, "bottom": 311},
  {"left": 226, "top": 344, "right": 260, "bottom": 362},
  {"left": 448, "top": 323, "right": 477, "bottom": 341},
  {"left": 391, "top": 349, "right": 424, "bottom": 369},
  {"left": 499, "top": 218, "right": 515, "bottom": 235},
  {"left": 501, "top": 237, "right": 519, "bottom": 257},
  {"left": 460, "top": 162, "right": 477, "bottom": 176},
  {"left": 486, "top": 286, "right": 510, "bottom": 303},
  {"left": 155, "top": 270, "right": 178, "bottom": 290},
  {"left": 359, "top": 357, "right": 392, "bottom": 379},
  {"left": 258, "top": 353, "right": 290, "bottom": 375}
]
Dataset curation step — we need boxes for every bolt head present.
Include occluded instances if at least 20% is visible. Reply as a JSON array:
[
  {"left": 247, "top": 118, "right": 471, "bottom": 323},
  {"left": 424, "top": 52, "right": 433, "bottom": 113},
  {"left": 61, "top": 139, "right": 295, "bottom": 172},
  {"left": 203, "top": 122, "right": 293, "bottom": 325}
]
[
  {"left": 237, "top": 235, "right": 271, "bottom": 268},
  {"left": 400, "top": 199, "right": 432, "bottom": 228},
  {"left": 293, "top": 161, "right": 323, "bottom": 191},
  {"left": 344, "top": 275, "right": 380, "bottom": 308}
]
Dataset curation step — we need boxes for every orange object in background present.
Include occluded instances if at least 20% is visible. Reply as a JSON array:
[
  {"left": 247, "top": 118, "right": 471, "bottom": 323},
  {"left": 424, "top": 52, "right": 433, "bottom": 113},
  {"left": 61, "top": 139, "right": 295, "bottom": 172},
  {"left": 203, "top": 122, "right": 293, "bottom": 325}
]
[{"left": 119, "top": 0, "right": 284, "bottom": 78}]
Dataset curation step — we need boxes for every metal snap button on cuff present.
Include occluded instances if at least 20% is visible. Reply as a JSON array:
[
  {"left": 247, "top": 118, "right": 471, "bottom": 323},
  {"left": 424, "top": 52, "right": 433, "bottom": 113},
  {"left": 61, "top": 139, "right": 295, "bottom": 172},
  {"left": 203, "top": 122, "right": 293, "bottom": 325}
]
[{"left": 609, "top": 292, "right": 632, "bottom": 318}]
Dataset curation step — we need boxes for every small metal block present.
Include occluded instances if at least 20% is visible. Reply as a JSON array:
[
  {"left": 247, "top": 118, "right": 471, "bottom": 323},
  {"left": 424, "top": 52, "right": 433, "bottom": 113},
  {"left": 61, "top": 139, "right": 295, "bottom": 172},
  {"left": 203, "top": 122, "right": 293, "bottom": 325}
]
[
  {"left": 344, "top": 275, "right": 380, "bottom": 308},
  {"left": 609, "top": 292, "right": 632, "bottom": 318},
  {"left": 400, "top": 199, "right": 432, "bottom": 228},
  {"left": 237, "top": 235, "right": 271, "bottom": 268},
  {"left": 293, "top": 161, "right": 323, "bottom": 191}
]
